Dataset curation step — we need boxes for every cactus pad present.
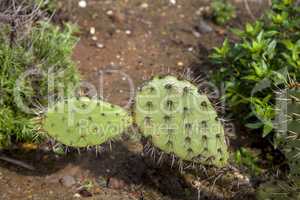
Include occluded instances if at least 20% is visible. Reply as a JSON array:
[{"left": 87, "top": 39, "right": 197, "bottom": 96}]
[
  {"left": 42, "top": 97, "right": 132, "bottom": 147},
  {"left": 134, "top": 75, "right": 229, "bottom": 167},
  {"left": 282, "top": 87, "right": 300, "bottom": 176},
  {"left": 286, "top": 88, "right": 300, "bottom": 138}
]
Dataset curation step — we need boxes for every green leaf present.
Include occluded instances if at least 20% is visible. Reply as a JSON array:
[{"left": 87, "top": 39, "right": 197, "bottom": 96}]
[
  {"left": 242, "top": 75, "right": 259, "bottom": 81},
  {"left": 262, "top": 123, "right": 273, "bottom": 137},
  {"left": 231, "top": 28, "right": 244, "bottom": 37},
  {"left": 245, "top": 122, "right": 263, "bottom": 129},
  {"left": 265, "top": 40, "right": 277, "bottom": 58}
]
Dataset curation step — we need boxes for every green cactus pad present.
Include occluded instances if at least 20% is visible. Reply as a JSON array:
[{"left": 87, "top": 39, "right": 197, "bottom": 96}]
[
  {"left": 287, "top": 88, "right": 300, "bottom": 137},
  {"left": 257, "top": 180, "right": 300, "bottom": 200},
  {"left": 282, "top": 87, "right": 300, "bottom": 176},
  {"left": 43, "top": 97, "right": 132, "bottom": 147},
  {"left": 134, "top": 75, "right": 229, "bottom": 167}
]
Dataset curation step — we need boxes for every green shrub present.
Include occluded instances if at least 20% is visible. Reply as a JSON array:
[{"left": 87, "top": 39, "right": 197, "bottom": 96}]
[
  {"left": 210, "top": 0, "right": 300, "bottom": 137},
  {"left": 0, "top": 22, "right": 80, "bottom": 148},
  {"left": 211, "top": 0, "right": 236, "bottom": 25},
  {"left": 35, "top": 0, "right": 58, "bottom": 13}
]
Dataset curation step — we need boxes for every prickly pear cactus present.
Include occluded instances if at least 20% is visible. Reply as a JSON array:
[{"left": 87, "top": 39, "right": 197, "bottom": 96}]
[
  {"left": 286, "top": 88, "right": 300, "bottom": 139},
  {"left": 257, "top": 180, "right": 300, "bottom": 200},
  {"left": 282, "top": 87, "right": 300, "bottom": 177},
  {"left": 42, "top": 97, "right": 132, "bottom": 147},
  {"left": 134, "top": 75, "right": 229, "bottom": 167}
]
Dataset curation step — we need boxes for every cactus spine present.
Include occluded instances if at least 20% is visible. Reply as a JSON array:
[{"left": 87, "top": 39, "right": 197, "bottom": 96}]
[
  {"left": 134, "top": 75, "right": 229, "bottom": 167},
  {"left": 42, "top": 97, "right": 132, "bottom": 148}
]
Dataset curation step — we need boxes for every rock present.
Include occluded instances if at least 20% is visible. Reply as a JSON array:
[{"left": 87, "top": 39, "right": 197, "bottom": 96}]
[
  {"left": 192, "top": 31, "right": 201, "bottom": 38},
  {"left": 107, "top": 177, "right": 126, "bottom": 189},
  {"left": 96, "top": 43, "right": 105, "bottom": 49},
  {"left": 73, "top": 193, "right": 81, "bottom": 198},
  {"left": 106, "top": 10, "right": 126, "bottom": 23},
  {"left": 177, "top": 61, "right": 184, "bottom": 66},
  {"left": 90, "top": 27, "right": 96, "bottom": 35},
  {"left": 196, "top": 6, "right": 211, "bottom": 16},
  {"left": 216, "top": 27, "right": 226, "bottom": 35},
  {"left": 198, "top": 19, "right": 213, "bottom": 33},
  {"left": 140, "top": 3, "right": 149, "bottom": 9},
  {"left": 106, "top": 10, "right": 114, "bottom": 16},
  {"left": 169, "top": 0, "right": 176, "bottom": 5},
  {"left": 125, "top": 30, "right": 132, "bottom": 35},
  {"left": 59, "top": 175, "right": 76, "bottom": 187},
  {"left": 78, "top": 0, "right": 87, "bottom": 8},
  {"left": 78, "top": 189, "right": 93, "bottom": 197},
  {"left": 92, "top": 36, "right": 98, "bottom": 41}
]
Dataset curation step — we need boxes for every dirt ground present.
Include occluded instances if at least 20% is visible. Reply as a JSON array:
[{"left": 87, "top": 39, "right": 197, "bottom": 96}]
[{"left": 0, "top": 0, "right": 270, "bottom": 199}]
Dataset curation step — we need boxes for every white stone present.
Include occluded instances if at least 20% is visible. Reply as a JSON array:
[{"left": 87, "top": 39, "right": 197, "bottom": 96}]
[
  {"left": 140, "top": 3, "right": 149, "bottom": 9},
  {"left": 91, "top": 36, "right": 98, "bottom": 41},
  {"left": 125, "top": 30, "right": 132, "bottom": 35},
  {"left": 106, "top": 10, "right": 114, "bottom": 16},
  {"left": 170, "top": 0, "right": 176, "bottom": 5},
  {"left": 73, "top": 193, "right": 81, "bottom": 198},
  {"left": 177, "top": 61, "right": 184, "bottom": 66},
  {"left": 78, "top": 0, "right": 87, "bottom": 8},
  {"left": 96, "top": 43, "right": 104, "bottom": 48},
  {"left": 90, "top": 27, "right": 96, "bottom": 35}
]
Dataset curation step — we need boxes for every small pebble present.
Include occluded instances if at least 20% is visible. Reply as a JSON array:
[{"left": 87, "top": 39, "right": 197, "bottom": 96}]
[
  {"left": 199, "top": 19, "right": 213, "bottom": 33},
  {"left": 90, "top": 27, "right": 96, "bottom": 35},
  {"left": 193, "top": 31, "right": 201, "bottom": 38},
  {"left": 108, "top": 177, "right": 126, "bottom": 189},
  {"left": 170, "top": 0, "right": 176, "bottom": 5},
  {"left": 140, "top": 3, "right": 149, "bottom": 9},
  {"left": 125, "top": 30, "right": 132, "bottom": 35},
  {"left": 96, "top": 43, "right": 104, "bottom": 48},
  {"left": 78, "top": 0, "right": 87, "bottom": 8},
  {"left": 177, "top": 62, "right": 184, "bottom": 66},
  {"left": 73, "top": 193, "right": 81, "bottom": 198},
  {"left": 106, "top": 10, "right": 114, "bottom": 16},
  {"left": 92, "top": 36, "right": 98, "bottom": 41},
  {"left": 78, "top": 189, "right": 92, "bottom": 197},
  {"left": 60, "top": 175, "right": 76, "bottom": 187}
]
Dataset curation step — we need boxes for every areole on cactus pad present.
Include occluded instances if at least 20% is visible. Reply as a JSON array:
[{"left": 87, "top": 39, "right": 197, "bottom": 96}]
[
  {"left": 41, "top": 97, "right": 132, "bottom": 148},
  {"left": 134, "top": 75, "right": 229, "bottom": 167}
]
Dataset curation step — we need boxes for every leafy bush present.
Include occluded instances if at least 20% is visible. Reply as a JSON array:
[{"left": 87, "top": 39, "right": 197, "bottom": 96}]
[
  {"left": 210, "top": 0, "right": 300, "bottom": 137},
  {"left": 35, "top": 0, "right": 58, "bottom": 13},
  {"left": 0, "top": 22, "right": 80, "bottom": 148},
  {"left": 235, "top": 148, "right": 263, "bottom": 175},
  {"left": 211, "top": 0, "right": 236, "bottom": 25}
]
